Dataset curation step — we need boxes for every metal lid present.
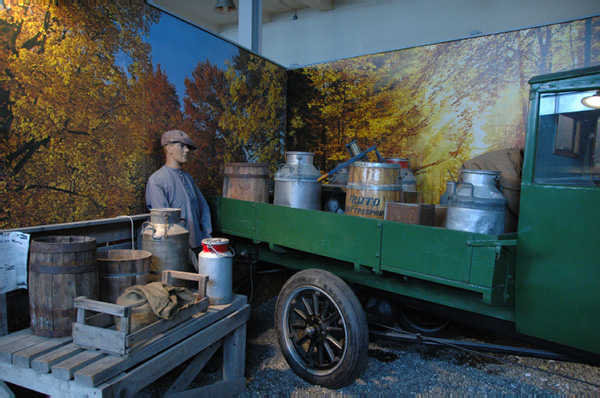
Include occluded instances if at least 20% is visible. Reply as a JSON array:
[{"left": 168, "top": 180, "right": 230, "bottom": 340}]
[
  {"left": 460, "top": 169, "right": 501, "bottom": 177},
  {"left": 350, "top": 161, "right": 401, "bottom": 169}
]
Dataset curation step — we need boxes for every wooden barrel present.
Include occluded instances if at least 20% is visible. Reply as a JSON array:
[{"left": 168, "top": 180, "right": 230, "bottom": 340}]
[
  {"left": 98, "top": 249, "right": 152, "bottom": 303},
  {"left": 345, "top": 162, "right": 402, "bottom": 219},
  {"left": 28, "top": 236, "right": 98, "bottom": 337},
  {"left": 222, "top": 162, "right": 269, "bottom": 203}
]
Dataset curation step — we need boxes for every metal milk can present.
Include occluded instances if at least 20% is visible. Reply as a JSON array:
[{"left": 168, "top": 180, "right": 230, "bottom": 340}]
[
  {"left": 400, "top": 168, "right": 417, "bottom": 192},
  {"left": 198, "top": 238, "right": 234, "bottom": 305},
  {"left": 439, "top": 181, "right": 456, "bottom": 204},
  {"left": 385, "top": 157, "right": 417, "bottom": 191},
  {"left": 446, "top": 170, "right": 507, "bottom": 235},
  {"left": 274, "top": 151, "right": 322, "bottom": 210},
  {"left": 328, "top": 162, "right": 349, "bottom": 186},
  {"left": 142, "top": 208, "right": 190, "bottom": 284}
]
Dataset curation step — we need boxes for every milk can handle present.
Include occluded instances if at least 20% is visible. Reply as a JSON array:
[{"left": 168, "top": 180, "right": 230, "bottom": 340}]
[
  {"left": 453, "top": 181, "right": 474, "bottom": 203},
  {"left": 494, "top": 174, "right": 504, "bottom": 193},
  {"left": 277, "top": 163, "right": 295, "bottom": 176},
  {"left": 206, "top": 243, "right": 236, "bottom": 258},
  {"left": 142, "top": 222, "right": 166, "bottom": 240}
]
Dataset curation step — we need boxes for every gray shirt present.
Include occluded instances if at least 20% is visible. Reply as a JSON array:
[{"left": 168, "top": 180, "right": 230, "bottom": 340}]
[{"left": 146, "top": 166, "right": 212, "bottom": 248}]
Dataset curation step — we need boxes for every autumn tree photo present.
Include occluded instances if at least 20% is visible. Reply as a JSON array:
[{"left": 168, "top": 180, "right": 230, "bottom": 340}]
[
  {"left": 183, "top": 50, "right": 286, "bottom": 195},
  {"left": 288, "top": 17, "right": 599, "bottom": 203},
  {"left": 0, "top": 4, "right": 161, "bottom": 228}
]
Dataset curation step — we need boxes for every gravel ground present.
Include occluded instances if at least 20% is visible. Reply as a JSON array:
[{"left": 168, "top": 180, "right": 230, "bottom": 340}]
[
  {"left": 137, "top": 270, "right": 600, "bottom": 397},
  {"left": 242, "top": 296, "right": 600, "bottom": 397}
]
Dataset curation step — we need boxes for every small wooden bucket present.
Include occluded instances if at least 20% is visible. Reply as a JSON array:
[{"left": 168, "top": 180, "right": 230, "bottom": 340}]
[
  {"left": 29, "top": 236, "right": 98, "bottom": 337},
  {"left": 222, "top": 162, "right": 269, "bottom": 203},
  {"left": 345, "top": 162, "right": 402, "bottom": 219},
  {"left": 98, "top": 249, "right": 152, "bottom": 303}
]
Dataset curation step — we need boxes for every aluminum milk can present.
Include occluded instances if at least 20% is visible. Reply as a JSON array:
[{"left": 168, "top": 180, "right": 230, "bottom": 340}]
[
  {"left": 439, "top": 181, "right": 456, "bottom": 204},
  {"left": 198, "top": 238, "right": 234, "bottom": 305},
  {"left": 328, "top": 162, "right": 349, "bottom": 186},
  {"left": 142, "top": 208, "right": 190, "bottom": 284},
  {"left": 385, "top": 157, "right": 417, "bottom": 191},
  {"left": 446, "top": 170, "right": 507, "bottom": 235},
  {"left": 400, "top": 168, "right": 417, "bottom": 192},
  {"left": 274, "top": 151, "right": 322, "bottom": 210}
]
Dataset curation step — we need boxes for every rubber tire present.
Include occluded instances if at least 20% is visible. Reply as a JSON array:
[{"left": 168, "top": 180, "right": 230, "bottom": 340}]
[
  {"left": 398, "top": 305, "right": 460, "bottom": 338},
  {"left": 275, "top": 269, "right": 369, "bottom": 389}
]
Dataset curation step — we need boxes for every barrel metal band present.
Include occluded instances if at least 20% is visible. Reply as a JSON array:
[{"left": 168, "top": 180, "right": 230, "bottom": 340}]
[
  {"left": 99, "top": 271, "right": 150, "bottom": 278},
  {"left": 31, "top": 240, "right": 96, "bottom": 254},
  {"left": 347, "top": 184, "right": 402, "bottom": 191},
  {"left": 30, "top": 263, "right": 97, "bottom": 274}
]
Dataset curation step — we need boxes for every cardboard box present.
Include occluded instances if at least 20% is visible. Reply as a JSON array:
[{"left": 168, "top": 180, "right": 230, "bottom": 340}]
[{"left": 385, "top": 202, "right": 435, "bottom": 226}]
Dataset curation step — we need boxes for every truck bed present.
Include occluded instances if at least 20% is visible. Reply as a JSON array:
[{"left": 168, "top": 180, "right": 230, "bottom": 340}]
[{"left": 209, "top": 197, "right": 517, "bottom": 322}]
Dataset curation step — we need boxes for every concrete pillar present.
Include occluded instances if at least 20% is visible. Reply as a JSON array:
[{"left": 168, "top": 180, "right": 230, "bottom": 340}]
[{"left": 238, "top": 0, "right": 262, "bottom": 53}]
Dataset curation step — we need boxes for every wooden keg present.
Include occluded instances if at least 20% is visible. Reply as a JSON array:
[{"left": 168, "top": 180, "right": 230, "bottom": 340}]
[
  {"left": 345, "top": 162, "right": 402, "bottom": 219},
  {"left": 28, "top": 236, "right": 98, "bottom": 337},
  {"left": 98, "top": 249, "right": 152, "bottom": 303},
  {"left": 222, "top": 162, "right": 269, "bottom": 203}
]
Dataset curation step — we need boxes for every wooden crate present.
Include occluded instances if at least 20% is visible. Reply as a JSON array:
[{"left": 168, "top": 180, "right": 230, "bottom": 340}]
[
  {"left": 434, "top": 204, "right": 448, "bottom": 227},
  {"left": 385, "top": 202, "right": 435, "bottom": 226},
  {"left": 72, "top": 270, "right": 209, "bottom": 356}
]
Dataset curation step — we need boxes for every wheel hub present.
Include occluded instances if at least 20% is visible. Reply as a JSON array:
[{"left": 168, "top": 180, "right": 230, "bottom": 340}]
[{"left": 305, "top": 316, "right": 327, "bottom": 342}]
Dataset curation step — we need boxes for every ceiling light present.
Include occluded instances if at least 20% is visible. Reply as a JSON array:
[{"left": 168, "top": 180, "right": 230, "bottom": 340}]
[
  {"left": 214, "top": 0, "right": 236, "bottom": 14},
  {"left": 581, "top": 90, "right": 600, "bottom": 109}
]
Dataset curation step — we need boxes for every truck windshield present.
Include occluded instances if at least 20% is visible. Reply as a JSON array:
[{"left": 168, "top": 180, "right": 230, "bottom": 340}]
[{"left": 534, "top": 90, "right": 600, "bottom": 186}]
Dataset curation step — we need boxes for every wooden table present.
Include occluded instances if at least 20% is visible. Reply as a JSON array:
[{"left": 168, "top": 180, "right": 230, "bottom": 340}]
[{"left": 0, "top": 295, "right": 249, "bottom": 397}]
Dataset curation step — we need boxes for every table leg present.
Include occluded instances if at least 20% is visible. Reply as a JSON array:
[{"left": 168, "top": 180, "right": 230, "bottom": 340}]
[
  {"left": 165, "top": 341, "right": 222, "bottom": 395},
  {"left": 222, "top": 323, "right": 246, "bottom": 381},
  {"left": 0, "top": 380, "right": 16, "bottom": 398}
]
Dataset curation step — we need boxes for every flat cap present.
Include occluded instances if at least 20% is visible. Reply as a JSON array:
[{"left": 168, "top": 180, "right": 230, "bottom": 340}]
[{"left": 161, "top": 130, "right": 197, "bottom": 150}]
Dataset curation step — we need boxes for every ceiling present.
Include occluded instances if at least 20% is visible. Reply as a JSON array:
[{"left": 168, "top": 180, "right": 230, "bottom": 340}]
[
  {"left": 146, "top": 1, "right": 600, "bottom": 68},
  {"left": 147, "top": 0, "right": 333, "bottom": 35}
]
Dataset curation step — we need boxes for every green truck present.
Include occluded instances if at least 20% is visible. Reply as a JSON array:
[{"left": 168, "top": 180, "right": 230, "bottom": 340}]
[{"left": 209, "top": 66, "right": 600, "bottom": 388}]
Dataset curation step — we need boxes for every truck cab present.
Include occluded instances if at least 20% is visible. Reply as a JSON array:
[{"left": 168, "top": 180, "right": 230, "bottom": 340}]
[{"left": 516, "top": 66, "right": 600, "bottom": 356}]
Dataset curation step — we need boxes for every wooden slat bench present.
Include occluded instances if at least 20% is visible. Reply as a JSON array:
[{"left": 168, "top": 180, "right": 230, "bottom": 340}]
[{"left": 0, "top": 295, "right": 249, "bottom": 397}]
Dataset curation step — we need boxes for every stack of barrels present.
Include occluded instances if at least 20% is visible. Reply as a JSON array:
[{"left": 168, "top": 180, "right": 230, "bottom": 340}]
[{"left": 29, "top": 236, "right": 151, "bottom": 337}]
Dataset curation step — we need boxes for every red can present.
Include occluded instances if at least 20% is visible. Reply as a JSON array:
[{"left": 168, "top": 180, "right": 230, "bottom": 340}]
[
  {"left": 384, "top": 158, "right": 410, "bottom": 168},
  {"left": 201, "top": 238, "right": 230, "bottom": 253}
]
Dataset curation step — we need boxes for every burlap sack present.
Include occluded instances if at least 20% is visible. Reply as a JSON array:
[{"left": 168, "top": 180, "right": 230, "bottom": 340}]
[
  {"left": 115, "top": 281, "right": 200, "bottom": 332},
  {"left": 460, "top": 148, "right": 523, "bottom": 233}
]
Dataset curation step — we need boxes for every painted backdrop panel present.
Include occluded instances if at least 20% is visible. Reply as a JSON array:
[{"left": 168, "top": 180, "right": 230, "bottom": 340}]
[
  {"left": 287, "top": 18, "right": 600, "bottom": 203},
  {"left": 0, "top": 3, "right": 286, "bottom": 229}
]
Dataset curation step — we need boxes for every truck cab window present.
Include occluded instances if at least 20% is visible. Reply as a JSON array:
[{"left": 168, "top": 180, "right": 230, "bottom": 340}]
[{"left": 534, "top": 91, "right": 600, "bottom": 186}]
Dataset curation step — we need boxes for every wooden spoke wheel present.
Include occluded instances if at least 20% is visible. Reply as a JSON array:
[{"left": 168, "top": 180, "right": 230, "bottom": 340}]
[{"left": 275, "top": 269, "right": 368, "bottom": 389}]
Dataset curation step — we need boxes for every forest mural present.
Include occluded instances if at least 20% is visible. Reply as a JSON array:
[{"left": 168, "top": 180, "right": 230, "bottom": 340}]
[
  {"left": 0, "top": 3, "right": 286, "bottom": 229},
  {"left": 1, "top": 3, "right": 598, "bottom": 230},
  {"left": 287, "top": 17, "right": 600, "bottom": 203}
]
